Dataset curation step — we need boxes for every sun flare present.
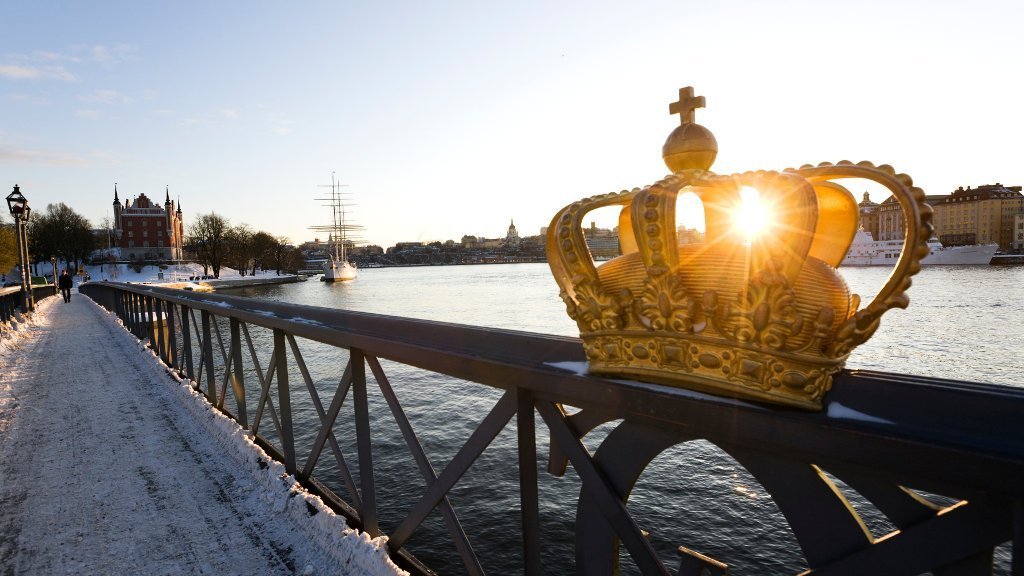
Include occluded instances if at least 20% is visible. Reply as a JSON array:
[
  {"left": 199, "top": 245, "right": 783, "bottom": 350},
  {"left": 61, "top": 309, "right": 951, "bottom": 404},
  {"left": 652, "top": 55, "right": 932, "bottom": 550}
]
[{"left": 733, "top": 187, "right": 773, "bottom": 241}]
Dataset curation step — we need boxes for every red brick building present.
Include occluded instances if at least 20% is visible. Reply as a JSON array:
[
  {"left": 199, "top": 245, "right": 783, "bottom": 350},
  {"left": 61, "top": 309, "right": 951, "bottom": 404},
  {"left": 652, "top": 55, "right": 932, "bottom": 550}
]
[{"left": 113, "top": 186, "right": 184, "bottom": 261}]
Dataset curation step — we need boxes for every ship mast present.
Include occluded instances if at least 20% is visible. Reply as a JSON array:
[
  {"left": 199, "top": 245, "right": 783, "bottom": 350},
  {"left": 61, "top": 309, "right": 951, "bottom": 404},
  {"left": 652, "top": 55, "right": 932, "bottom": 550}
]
[
  {"left": 313, "top": 172, "right": 348, "bottom": 264},
  {"left": 339, "top": 198, "right": 347, "bottom": 262},
  {"left": 311, "top": 171, "right": 362, "bottom": 267},
  {"left": 332, "top": 172, "right": 341, "bottom": 263}
]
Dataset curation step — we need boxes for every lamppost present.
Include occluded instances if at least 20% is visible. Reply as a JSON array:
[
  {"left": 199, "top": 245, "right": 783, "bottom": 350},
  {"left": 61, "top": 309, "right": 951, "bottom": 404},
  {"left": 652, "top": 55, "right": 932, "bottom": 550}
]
[
  {"left": 50, "top": 257, "right": 58, "bottom": 297},
  {"left": 5, "top": 185, "right": 34, "bottom": 313}
]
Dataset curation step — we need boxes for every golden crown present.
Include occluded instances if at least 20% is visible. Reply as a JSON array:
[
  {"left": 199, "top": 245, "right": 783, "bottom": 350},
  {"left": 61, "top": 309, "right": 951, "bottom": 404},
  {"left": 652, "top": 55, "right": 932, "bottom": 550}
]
[{"left": 547, "top": 87, "right": 934, "bottom": 410}]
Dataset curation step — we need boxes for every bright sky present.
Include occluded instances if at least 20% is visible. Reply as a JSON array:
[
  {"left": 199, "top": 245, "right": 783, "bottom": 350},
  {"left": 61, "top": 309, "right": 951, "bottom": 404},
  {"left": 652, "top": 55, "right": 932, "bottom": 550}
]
[{"left": 2, "top": 0, "right": 1021, "bottom": 248}]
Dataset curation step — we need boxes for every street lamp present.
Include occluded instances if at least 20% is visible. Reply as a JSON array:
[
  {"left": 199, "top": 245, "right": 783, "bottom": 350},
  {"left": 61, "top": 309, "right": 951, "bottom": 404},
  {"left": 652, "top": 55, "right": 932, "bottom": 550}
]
[
  {"left": 6, "top": 185, "right": 34, "bottom": 313},
  {"left": 50, "top": 257, "right": 58, "bottom": 297}
]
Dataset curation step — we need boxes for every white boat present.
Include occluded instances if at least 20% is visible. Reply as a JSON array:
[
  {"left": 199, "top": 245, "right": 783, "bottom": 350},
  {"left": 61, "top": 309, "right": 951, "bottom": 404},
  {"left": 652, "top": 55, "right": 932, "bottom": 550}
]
[
  {"left": 841, "top": 230, "right": 998, "bottom": 266},
  {"left": 310, "top": 172, "right": 362, "bottom": 282}
]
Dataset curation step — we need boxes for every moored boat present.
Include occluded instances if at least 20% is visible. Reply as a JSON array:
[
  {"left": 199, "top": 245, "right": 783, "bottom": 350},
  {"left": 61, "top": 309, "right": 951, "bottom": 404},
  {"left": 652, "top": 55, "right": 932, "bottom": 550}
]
[
  {"left": 841, "top": 230, "right": 998, "bottom": 266},
  {"left": 310, "top": 172, "right": 362, "bottom": 282}
]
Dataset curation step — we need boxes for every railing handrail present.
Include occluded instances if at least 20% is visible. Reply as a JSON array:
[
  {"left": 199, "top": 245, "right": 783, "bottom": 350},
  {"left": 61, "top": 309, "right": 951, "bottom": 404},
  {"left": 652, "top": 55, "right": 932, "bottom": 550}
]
[
  {"left": 82, "top": 281, "right": 1024, "bottom": 493},
  {"left": 79, "top": 280, "right": 1024, "bottom": 575}
]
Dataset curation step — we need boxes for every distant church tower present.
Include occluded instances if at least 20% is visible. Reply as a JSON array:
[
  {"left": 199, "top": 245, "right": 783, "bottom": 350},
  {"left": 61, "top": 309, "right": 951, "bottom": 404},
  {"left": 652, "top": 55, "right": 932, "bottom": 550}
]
[
  {"left": 113, "top": 183, "right": 122, "bottom": 230},
  {"left": 505, "top": 219, "right": 520, "bottom": 249}
]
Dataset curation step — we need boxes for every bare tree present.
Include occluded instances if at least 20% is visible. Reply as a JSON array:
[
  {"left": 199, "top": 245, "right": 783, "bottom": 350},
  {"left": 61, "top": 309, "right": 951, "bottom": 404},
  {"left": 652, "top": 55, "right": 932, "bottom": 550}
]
[
  {"left": 250, "top": 231, "right": 277, "bottom": 275},
  {"left": 29, "top": 203, "right": 94, "bottom": 274},
  {"left": 0, "top": 216, "right": 17, "bottom": 282},
  {"left": 283, "top": 246, "right": 306, "bottom": 273},
  {"left": 187, "top": 213, "right": 230, "bottom": 278},
  {"left": 267, "top": 235, "right": 292, "bottom": 275},
  {"left": 224, "top": 224, "right": 255, "bottom": 276}
]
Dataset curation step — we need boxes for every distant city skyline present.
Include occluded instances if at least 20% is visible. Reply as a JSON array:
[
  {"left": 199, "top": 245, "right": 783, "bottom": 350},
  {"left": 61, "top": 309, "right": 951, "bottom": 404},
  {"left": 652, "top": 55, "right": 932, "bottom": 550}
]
[{"left": 3, "top": 1, "right": 1022, "bottom": 249}]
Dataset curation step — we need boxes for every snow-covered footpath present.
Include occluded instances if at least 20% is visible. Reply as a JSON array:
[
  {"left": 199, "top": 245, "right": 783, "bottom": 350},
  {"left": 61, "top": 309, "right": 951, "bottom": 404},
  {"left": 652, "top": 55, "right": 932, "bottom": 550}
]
[{"left": 0, "top": 291, "right": 408, "bottom": 576}]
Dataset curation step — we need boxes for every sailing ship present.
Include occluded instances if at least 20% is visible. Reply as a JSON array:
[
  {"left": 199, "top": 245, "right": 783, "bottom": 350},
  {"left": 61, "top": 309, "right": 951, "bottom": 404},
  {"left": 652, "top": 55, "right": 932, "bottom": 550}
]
[{"left": 310, "top": 173, "right": 361, "bottom": 282}]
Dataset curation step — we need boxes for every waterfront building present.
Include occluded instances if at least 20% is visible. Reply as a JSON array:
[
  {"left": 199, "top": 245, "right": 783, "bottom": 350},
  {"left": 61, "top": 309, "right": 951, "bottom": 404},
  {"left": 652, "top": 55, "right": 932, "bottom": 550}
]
[
  {"left": 676, "top": 225, "right": 704, "bottom": 246},
  {"left": 583, "top": 222, "right": 620, "bottom": 258},
  {"left": 857, "top": 191, "right": 880, "bottom": 240},
  {"left": 1014, "top": 213, "right": 1024, "bottom": 252},
  {"left": 876, "top": 195, "right": 904, "bottom": 241},
  {"left": 389, "top": 242, "right": 426, "bottom": 253},
  {"left": 876, "top": 192, "right": 946, "bottom": 241},
  {"left": 350, "top": 244, "right": 384, "bottom": 257},
  {"left": 930, "top": 184, "right": 1024, "bottom": 250},
  {"left": 112, "top": 186, "right": 184, "bottom": 261}
]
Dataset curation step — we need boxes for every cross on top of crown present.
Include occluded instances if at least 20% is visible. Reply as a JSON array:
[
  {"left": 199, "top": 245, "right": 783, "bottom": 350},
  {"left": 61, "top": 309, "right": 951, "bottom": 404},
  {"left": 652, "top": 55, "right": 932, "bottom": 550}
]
[{"left": 669, "top": 86, "right": 705, "bottom": 125}]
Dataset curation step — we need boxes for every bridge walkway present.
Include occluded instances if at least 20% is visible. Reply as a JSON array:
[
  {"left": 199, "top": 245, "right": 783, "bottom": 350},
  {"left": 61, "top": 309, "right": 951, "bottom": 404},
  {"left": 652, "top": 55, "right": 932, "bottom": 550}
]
[{"left": 0, "top": 291, "right": 395, "bottom": 575}]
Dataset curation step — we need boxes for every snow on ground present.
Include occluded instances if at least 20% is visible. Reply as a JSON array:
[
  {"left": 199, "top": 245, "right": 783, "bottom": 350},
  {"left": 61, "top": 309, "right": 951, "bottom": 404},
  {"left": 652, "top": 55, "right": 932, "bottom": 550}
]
[
  {"left": 80, "top": 262, "right": 286, "bottom": 284},
  {"left": 0, "top": 291, "right": 407, "bottom": 575}
]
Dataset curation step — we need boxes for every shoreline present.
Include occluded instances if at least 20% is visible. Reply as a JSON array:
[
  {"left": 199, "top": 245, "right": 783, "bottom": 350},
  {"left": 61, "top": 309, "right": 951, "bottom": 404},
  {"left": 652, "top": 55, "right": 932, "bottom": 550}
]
[{"left": 124, "top": 274, "right": 303, "bottom": 292}]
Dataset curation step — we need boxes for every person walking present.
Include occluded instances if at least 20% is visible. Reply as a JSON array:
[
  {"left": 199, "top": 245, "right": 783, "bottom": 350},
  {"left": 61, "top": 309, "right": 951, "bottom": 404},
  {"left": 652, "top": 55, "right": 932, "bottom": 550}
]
[{"left": 58, "top": 269, "right": 73, "bottom": 303}]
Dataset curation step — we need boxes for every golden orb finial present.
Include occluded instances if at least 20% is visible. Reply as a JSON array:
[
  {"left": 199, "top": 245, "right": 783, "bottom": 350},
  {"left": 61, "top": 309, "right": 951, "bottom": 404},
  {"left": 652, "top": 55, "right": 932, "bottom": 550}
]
[{"left": 662, "top": 86, "right": 718, "bottom": 172}]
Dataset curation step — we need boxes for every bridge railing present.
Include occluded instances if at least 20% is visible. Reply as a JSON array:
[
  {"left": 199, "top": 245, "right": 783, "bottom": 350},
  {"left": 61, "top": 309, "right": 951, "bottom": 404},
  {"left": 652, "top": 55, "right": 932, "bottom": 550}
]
[
  {"left": 1, "top": 284, "right": 57, "bottom": 326},
  {"left": 79, "top": 281, "right": 1024, "bottom": 576}
]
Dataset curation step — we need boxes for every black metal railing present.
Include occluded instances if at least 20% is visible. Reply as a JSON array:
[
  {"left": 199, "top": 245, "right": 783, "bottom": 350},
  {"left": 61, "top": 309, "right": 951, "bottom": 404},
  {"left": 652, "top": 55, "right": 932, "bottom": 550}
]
[
  {"left": 1, "top": 284, "right": 57, "bottom": 325},
  {"left": 79, "top": 281, "right": 1024, "bottom": 576}
]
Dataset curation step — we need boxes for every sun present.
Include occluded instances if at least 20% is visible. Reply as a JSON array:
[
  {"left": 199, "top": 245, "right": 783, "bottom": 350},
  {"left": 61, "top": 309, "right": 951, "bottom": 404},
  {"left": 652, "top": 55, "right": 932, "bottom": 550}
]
[{"left": 732, "top": 186, "right": 774, "bottom": 242}]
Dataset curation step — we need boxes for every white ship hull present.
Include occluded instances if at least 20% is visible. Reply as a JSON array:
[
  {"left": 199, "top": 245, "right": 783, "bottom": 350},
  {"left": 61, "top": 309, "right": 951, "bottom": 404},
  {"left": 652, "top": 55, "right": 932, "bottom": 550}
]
[
  {"left": 841, "top": 231, "right": 998, "bottom": 267},
  {"left": 322, "top": 259, "right": 357, "bottom": 282}
]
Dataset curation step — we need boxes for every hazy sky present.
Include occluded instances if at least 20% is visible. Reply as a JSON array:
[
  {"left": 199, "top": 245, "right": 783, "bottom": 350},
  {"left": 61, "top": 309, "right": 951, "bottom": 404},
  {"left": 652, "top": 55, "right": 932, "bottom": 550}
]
[{"left": 2, "top": 1, "right": 1021, "bottom": 248}]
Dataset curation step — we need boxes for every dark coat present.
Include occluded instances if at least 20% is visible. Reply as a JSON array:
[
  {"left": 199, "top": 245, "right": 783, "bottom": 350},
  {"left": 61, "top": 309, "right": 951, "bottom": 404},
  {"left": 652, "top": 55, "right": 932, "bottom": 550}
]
[{"left": 58, "top": 273, "right": 73, "bottom": 290}]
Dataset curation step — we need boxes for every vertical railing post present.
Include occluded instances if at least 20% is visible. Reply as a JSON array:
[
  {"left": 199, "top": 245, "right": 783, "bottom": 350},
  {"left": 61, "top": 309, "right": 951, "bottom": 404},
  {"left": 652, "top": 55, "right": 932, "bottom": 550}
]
[
  {"left": 135, "top": 293, "right": 143, "bottom": 339},
  {"left": 201, "top": 310, "right": 216, "bottom": 402},
  {"left": 517, "top": 388, "right": 542, "bottom": 575},
  {"left": 181, "top": 304, "right": 194, "bottom": 381},
  {"left": 166, "top": 302, "right": 178, "bottom": 370},
  {"left": 352, "top": 348, "right": 379, "bottom": 536},
  {"left": 229, "top": 318, "right": 248, "bottom": 428},
  {"left": 131, "top": 292, "right": 141, "bottom": 337},
  {"left": 274, "top": 329, "right": 296, "bottom": 474},
  {"left": 1013, "top": 499, "right": 1022, "bottom": 576},
  {"left": 145, "top": 295, "right": 156, "bottom": 347},
  {"left": 126, "top": 293, "right": 136, "bottom": 336},
  {"left": 133, "top": 293, "right": 143, "bottom": 339},
  {"left": 124, "top": 292, "right": 132, "bottom": 334},
  {"left": 155, "top": 297, "right": 167, "bottom": 364}
]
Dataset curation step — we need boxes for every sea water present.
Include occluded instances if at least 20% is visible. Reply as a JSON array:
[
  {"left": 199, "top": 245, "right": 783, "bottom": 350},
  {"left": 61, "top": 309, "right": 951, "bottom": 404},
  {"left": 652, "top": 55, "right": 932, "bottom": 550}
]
[{"left": 222, "top": 263, "right": 1024, "bottom": 574}]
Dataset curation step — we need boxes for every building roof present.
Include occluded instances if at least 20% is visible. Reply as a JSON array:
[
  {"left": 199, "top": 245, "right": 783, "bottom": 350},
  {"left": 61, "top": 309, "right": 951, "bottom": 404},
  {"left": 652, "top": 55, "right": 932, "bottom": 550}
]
[{"left": 935, "top": 183, "right": 1023, "bottom": 204}]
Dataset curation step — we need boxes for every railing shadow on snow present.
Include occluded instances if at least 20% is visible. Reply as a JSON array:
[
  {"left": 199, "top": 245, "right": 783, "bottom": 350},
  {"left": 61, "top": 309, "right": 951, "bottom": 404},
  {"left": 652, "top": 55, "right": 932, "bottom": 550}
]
[{"left": 80, "top": 281, "right": 1024, "bottom": 576}]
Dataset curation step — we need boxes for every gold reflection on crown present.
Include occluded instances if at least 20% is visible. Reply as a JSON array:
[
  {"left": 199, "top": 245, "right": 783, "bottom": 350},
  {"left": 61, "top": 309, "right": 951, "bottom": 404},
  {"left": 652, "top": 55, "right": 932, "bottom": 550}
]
[{"left": 546, "top": 87, "right": 933, "bottom": 410}]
